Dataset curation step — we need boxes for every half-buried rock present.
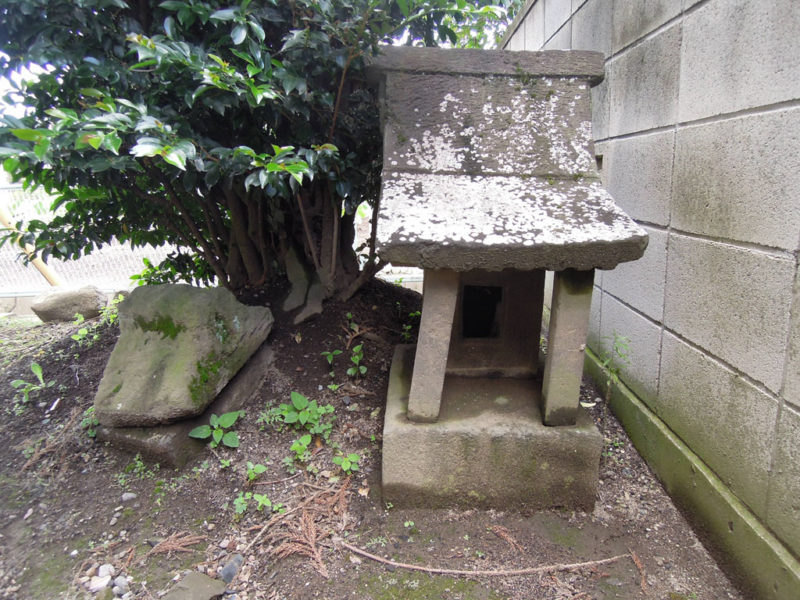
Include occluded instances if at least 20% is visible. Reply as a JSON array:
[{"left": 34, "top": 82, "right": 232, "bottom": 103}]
[{"left": 95, "top": 284, "right": 273, "bottom": 427}]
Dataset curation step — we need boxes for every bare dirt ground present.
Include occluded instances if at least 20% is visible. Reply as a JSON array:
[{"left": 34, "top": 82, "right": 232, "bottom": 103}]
[{"left": 0, "top": 280, "right": 746, "bottom": 599}]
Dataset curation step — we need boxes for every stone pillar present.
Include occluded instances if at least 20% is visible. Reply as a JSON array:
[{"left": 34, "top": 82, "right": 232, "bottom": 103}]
[
  {"left": 407, "top": 269, "right": 459, "bottom": 422},
  {"left": 541, "top": 269, "right": 595, "bottom": 426}
]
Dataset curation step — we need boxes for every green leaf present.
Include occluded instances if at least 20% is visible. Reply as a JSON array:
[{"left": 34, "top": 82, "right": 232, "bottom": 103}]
[
  {"left": 79, "top": 88, "right": 105, "bottom": 98},
  {"left": 130, "top": 137, "right": 164, "bottom": 157},
  {"left": 163, "top": 148, "right": 187, "bottom": 170},
  {"left": 10, "top": 128, "right": 44, "bottom": 142},
  {"left": 396, "top": 0, "right": 409, "bottom": 17},
  {"left": 291, "top": 391, "right": 308, "bottom": 411},
  {"left": 30, "top": 362, "right": 43, "bottom": 381},
  {"left": 248, "top": 20, "right": 265, "bottom": 42},
  {"left": 210, "top": 413, "right": 220, "bottom": 428},
  {"left": 86, "top": 134, "right": 105, "bottom": 150},
  {"left": 210, "top": 8, "right": 237, "bottom": 21},
  {"left": 104, "top": 132, "right": 123, "bottom": 155},
  {"left": 129, "top": 59, "right": 158, "bottom": 71},
  {"left": 216, "top": 410, "right": 241, "bottom": 429},
  {"left": 212, "top": 428, "right": 224, "bottom": 445},
  {"left": 164, "top": 16, "right": 176, "bottom": 38},
  {"left": 33, "top": 138, "right": 50, "bottom": 160},
  {"left": 231, "top": 24, "right": 247, "bottom": 45},
  {"left": 189, "top": 424, "right": 212, "bottom": 439},
  {"left": 221, "top": 431, "right": 240, "bottom": 448}
]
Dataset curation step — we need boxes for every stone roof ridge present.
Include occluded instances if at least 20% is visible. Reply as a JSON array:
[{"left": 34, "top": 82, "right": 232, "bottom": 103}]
[{"left": 366, "top": 47, "right": 604, "bottom": 85}]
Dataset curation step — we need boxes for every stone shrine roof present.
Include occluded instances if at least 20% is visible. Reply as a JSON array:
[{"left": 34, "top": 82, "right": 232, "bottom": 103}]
[{"left": 369, "top": 47, "right": 648, "bottom": 271}]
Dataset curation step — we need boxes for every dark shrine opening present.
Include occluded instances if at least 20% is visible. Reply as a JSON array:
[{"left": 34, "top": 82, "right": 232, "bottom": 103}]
[{"left": 462, "top": 285, "right": 502, "bottom": 338}]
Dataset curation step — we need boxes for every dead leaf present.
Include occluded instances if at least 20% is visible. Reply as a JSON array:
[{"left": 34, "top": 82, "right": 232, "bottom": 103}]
[{"left": 358, "top": 487, "right": 370, "bottom": 498}]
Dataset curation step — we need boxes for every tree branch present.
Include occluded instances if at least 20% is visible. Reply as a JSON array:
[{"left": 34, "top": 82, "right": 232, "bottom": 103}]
[{"left": 337, "top": 539, "right": 630, "bottom": 578}]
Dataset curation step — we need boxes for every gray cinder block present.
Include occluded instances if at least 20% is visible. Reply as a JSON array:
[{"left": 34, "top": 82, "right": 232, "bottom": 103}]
[
  {"left": 608, "top": 23, "right": 680, "bottom": 137},
  {"left": 602, "top": 226, "right": 667, "bottom": 321},
  {"left": 612, "top": 0, "right": 682, "bottom": 53},
  {"left": 766, "top": 406, "right": 800, "bottom": 557},
  {"left": 658, "top": 333, "right": 779, "bottom": 517},
  {"left": 605, "top": 130, "right": 674, "bottom": 226},
  {"left": 664, "top": 234, "right": 794, "bottom": 394},
  {"left": 672, "top": 108, "right": 800, "bottom": 251},
  {"left": 679, "top": 0, "right": 800, "bottom": 122}
]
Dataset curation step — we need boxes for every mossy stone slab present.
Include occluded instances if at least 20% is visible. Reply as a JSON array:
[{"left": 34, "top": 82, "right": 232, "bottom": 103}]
[{"left": 95, "top": 284, "right": 273, "bottom": 427}]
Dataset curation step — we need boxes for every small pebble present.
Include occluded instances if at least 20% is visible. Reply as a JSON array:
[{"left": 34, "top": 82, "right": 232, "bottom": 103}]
[
  {"left": 113, "top": 575, "right": 129, "bottom": 592},
  {"left": 98, "top": 563, "right": 116, "bottom": 578},
  {"left": 220, "top": 554, "right": 244, "bottom": 583},
  {"left": 69, "top": 549, "right": 79, "bottom": 557},
  {"left": 121, "top": 492, "right": 137, "bottom": 502},
  {"left": 88, "top": 575, "right": 111, "bottom": 593},
  {"left": 219, "top": 538, "right": 230, "bottom": 549}
]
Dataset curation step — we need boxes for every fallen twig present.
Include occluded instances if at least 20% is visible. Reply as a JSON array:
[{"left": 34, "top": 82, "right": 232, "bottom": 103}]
[
  {"left": 141, "top": 532, "right": 205, "bottom": 563},
  {"left": 630, "top": 548, "right": 647, "bottom": 592},
  {"left": 122, "top": 546, "right": 136, "bottom": 571},
  {"left": 337, "top": 540, "right": 630, "bottom": 578},
  {"left": 489, "top": 525, "right": 524, "bottom": 553}
]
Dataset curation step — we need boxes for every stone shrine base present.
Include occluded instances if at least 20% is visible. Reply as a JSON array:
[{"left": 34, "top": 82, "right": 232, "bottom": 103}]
[{"left": 382, "top": 345, "right": 602, "bottom": 510}]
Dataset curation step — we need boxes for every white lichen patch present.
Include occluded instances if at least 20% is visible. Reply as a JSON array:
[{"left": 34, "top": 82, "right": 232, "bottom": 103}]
[{"left": 385, "top": 75, "right": 595, "bottom": 176}]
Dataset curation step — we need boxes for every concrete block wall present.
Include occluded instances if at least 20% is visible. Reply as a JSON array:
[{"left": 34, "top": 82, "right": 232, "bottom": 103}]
[{"left": 503, "top": 0, "right": 800, "bottom": 585}]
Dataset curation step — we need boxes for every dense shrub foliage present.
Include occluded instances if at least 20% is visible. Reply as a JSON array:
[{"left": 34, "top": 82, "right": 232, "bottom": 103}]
[{"left": 0, "top": 0, "right": 520, "bottom": 296}]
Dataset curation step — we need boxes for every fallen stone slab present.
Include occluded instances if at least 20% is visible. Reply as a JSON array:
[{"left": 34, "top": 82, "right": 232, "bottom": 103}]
[
  {"left": 94, "top": 284, "right": 273, "bottom": 427},
  {"left": 31, "top": 285, "right": 106, "bottom": 322},
  {"left": 162, "top": 571, "right": 226, "bottom": 600},
  {"left": 97, "top": 343, "right": 275, "bottom": 466}
]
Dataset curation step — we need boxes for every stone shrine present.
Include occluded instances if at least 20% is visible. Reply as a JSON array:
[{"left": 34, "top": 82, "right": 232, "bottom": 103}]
[{"left": 368, "top": 47, "right": 647, "bottom": 510}]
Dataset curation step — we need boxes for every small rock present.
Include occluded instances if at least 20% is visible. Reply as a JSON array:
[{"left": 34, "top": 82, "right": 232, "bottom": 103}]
[
  {"left": 113, "top": 575, "right": 129, "bottom": 593},
  {"left": 98, "top": 563, "right": 116, "bottom": 578},
  {"left": 121, "top": 593, "right": 133, "bottom": 600},
  {"left": 69, "top": 549, "right": 79, "bottom": 557},
  {"left": 162, "top": 571, "right": 226, "bottom": 600},
  {"left": 88, "top": 574, "right": 112, "bottom": 593},
  {"left": 112, "top": 586, "right": 124, "bottom": 597},
  {"left": 85, "top": 565, "right": 98, "bottom": 578},
  {"left": 219, "top": 538, "right": 230, "bottom": 549},
  {"left": 109, "top": 517, "right": 118, "bottom": 526},
  {"left": 121, "top": 492, "right": 137, "bottom": 502},
  {"left": 220, "top": 554, "right": 244, "bottom": 583}
]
